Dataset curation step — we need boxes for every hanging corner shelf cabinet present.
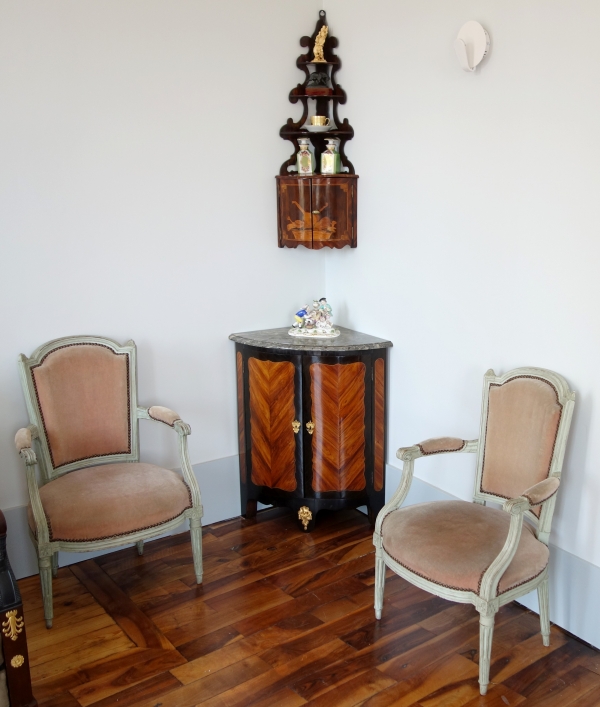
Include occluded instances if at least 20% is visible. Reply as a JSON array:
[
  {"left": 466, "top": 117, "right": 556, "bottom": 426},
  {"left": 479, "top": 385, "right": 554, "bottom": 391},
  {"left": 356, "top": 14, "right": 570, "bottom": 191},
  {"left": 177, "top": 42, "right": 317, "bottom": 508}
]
[{"left": 277, "top": 10, "right": 358, "bottom": 250}]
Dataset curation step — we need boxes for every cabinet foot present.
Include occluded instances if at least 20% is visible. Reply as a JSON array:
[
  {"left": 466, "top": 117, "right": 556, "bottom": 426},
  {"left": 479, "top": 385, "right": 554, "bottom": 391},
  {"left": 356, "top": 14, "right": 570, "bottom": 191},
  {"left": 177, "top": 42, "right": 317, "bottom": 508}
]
[
  {"left": 368, "top": 506, "right": 376, "bottom": 527},
  {"left": 244, "top": 499, "right": 257, "bottom": 519}
]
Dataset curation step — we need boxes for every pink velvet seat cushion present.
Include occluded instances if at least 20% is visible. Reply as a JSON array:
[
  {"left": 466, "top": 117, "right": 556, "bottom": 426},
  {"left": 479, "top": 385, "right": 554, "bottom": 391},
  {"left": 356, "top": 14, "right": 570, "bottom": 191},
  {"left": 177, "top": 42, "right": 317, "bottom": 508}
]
[
  {"left": 28, "top": 463, "right": 192, "bottom": 542},
  {"left": 382, "top": 500, "right": 549, "bottom": 596}
]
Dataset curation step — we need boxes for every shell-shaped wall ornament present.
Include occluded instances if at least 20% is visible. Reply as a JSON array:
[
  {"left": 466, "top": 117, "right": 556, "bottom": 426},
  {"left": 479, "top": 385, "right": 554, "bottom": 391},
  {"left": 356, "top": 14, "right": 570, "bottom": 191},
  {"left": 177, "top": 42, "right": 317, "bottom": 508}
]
[{"left": 454, "top": 21, "right": 490, "bottom": 72}]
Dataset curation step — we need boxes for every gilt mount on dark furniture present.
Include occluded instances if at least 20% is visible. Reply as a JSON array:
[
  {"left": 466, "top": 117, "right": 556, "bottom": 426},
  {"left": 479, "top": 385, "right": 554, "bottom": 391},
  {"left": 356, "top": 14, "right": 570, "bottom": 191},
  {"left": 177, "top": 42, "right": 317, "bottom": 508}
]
[
  {"left": 277, "top": 10, "right": 358, "bottom": 250},
  {"left": 0, "top": 510, "right": 37, "bottom": 707},
  {"left": 230, "top": 328, "right": 392, "bottom": 531}
]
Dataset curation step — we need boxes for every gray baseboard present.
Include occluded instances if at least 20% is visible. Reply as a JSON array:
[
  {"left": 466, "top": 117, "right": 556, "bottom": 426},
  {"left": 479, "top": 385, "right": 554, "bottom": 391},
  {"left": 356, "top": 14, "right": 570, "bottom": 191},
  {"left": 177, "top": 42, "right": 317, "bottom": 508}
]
[{"left": 3, "top": 457, "right": 599, "bottom": 650}]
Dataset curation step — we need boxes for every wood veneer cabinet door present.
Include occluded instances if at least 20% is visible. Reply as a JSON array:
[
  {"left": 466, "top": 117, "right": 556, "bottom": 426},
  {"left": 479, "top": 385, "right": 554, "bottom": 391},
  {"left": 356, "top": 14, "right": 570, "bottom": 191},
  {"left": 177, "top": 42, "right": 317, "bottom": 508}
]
[
  {"left": 248, "top": 357, "right": 298, "bottom": 492},
  {"left": 277, "top": 176, "right": 358, "bottom": 249},
  {"left": 277, "top": 177, "right": 312, "bottom": 248},
  {"left": 308, "top": 360, "right": 367, "bottom": 492},
  {"left": 311, "top": 177, "right": 356, "bottom": 249}
]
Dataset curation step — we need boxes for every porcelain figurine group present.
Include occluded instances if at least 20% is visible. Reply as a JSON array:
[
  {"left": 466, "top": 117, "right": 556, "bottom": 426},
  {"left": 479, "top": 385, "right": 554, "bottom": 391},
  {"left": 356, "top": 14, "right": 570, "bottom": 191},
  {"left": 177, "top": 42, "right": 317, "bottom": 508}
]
[{"left": 289, "top": 298, "right": 340, "bottom": 338}]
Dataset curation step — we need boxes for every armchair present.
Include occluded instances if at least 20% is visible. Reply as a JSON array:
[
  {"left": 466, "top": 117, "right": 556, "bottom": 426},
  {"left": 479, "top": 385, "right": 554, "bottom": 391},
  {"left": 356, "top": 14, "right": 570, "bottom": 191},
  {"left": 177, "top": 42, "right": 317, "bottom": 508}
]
[
  {"left": 15, "top": 336, "right": 203, "bottom": 628},
  {"left": 373, "top": 367, "right": 575, "bottom": 695}
]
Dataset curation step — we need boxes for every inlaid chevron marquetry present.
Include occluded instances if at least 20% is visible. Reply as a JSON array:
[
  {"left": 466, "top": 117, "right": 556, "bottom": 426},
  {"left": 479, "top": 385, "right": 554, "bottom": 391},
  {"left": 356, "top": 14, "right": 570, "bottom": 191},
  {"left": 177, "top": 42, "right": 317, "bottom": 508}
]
[
  {"left": 248, "top": 358, "right": 297, "bottom": 492},
  {"left": 374, "top": 358, "right": 385, "bottom": 492},
  {"left": 310, "top": 362, "right": 366, "bottom": 492},
  {"left": 236, "top": 352, "right": 246, "bottom": 483}
]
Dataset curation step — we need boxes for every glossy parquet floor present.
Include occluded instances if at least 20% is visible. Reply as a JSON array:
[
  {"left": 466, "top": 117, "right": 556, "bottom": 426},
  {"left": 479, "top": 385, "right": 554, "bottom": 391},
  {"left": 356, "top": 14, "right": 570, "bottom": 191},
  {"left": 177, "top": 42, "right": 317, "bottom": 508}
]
[{"left": 19, "top": 508, "right": 600, "bottom": 707}]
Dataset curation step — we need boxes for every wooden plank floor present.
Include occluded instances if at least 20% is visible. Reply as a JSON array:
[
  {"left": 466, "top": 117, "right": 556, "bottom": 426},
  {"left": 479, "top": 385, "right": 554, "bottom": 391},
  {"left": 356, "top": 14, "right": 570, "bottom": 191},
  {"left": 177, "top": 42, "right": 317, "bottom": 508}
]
[{"left": 18, "top": 508, "right": 600, "bottom": 707}]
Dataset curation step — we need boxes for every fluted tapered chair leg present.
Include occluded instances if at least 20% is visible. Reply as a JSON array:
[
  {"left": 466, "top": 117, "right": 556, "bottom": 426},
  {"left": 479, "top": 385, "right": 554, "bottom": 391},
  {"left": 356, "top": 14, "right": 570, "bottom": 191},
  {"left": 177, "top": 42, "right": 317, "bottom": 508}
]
[
  {"left": 136, "top": 540, "right": 144, "bottom": 556},
  {"left": 374, "top": 548, "right": 385, "bottom": 620},
  {"left": 478, "top": 611, "right": 496, "bottom": 695},
  {"left": 39, "top": 555, "right": 54, "bottom": 628},
  {"left": 190, "top": 517, "right": 203, "bottom": 584},
  {"left": 51, "top": 552, "right": 59, "bottom": 577},
  {"left": 538, "top": 577, "right": 551, "bottom": 646}
]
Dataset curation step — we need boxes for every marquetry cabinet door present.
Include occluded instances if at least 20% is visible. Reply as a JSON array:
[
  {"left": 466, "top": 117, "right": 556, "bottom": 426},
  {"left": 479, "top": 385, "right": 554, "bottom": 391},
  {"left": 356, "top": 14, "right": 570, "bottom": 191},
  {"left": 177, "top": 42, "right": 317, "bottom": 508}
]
[
  {"left": 277, "top": 175, "right": 357, "bottom": 249},
  {"left": 246, "top": 355, "right": 301, "bottom": 495},
  {"left": 303, "top": 357, "right": 368, "bottom": 495},
  {"left": 277, "top": 177, "right": 312, "bottom": 248},
  {"left": 311, "top": 177, "right": 355, "bottom": 250}
]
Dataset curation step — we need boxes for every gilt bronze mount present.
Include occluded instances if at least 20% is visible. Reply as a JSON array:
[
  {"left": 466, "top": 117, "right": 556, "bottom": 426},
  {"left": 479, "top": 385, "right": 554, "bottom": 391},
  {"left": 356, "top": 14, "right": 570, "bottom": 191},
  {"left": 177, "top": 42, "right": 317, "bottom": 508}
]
[{"left": 298, "top": 506, "right": 313, "bottom": 530}]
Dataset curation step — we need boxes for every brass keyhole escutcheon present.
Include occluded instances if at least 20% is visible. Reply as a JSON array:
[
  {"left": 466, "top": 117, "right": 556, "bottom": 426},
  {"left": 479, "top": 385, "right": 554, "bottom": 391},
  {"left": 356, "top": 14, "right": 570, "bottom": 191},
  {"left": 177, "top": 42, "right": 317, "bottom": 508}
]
[
  {"left": 292, "top": 420, "right": 301, "bottom": 434},
  {"left": 306, "top": 421, "right": 315, "bottom": 435}
]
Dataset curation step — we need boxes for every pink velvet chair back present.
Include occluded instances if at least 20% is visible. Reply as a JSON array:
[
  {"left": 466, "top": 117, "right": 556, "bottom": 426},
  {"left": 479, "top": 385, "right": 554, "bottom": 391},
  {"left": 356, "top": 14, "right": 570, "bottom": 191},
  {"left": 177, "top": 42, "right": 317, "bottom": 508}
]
[
  {"left": 19, "top": 337, "right": 139, "bottom": 478},
  {"left": 474, "top": 368, "right": 574, "bottom": 519}
]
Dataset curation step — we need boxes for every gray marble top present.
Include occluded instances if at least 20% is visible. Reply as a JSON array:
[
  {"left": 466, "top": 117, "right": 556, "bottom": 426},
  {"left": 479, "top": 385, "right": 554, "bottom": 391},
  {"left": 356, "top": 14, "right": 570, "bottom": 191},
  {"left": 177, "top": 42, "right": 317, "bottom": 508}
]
[{"left": 229, "top": 326, "right": 393, "bottom": 353}]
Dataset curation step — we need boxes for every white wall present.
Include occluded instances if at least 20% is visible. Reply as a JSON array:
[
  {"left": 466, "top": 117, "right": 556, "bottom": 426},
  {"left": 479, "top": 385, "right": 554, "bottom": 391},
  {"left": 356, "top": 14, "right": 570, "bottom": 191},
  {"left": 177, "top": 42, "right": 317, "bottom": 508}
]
[
  {"left": 0, "top": 0, "right": 323, "bottom": 509},
  {"left": 2, "top": 0, "right": 600, "bottom": 645},
  {"left": 324, "top": 0, "right": 600, "bottom": 569}
]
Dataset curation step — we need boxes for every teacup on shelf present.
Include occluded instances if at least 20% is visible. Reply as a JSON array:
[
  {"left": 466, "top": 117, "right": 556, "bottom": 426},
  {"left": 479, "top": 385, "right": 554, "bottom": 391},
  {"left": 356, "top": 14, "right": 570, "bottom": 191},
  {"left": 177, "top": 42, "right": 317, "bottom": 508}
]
[{"left": 305, "top": 116, "right": 333, "bottom": 133}]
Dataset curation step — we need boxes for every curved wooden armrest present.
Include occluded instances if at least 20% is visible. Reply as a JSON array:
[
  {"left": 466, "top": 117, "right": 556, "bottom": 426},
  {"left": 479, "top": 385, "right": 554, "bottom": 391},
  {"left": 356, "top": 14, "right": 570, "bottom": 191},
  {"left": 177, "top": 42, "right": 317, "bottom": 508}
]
[
  {"left": 148, "top": 405, "right": 182, "bottom": 427},
  {"left": 15, "top": 427, "right": 32, "bottom": 451},
  {"left": 396, "top": 445, "right": 422, "bottom": 462},
  {"left": 417, "top": 437, "right": 469, "bottom": 455},
  {"left": 15, "top": 426, "right": 39, "bottom": 466},
  {"left": 522, "top": 477, "right": 560, "bottom": 507},
  {"left": 397, "top": 438, "right": 478, "bottom": 462},
  {"left": 479, "top": 477, "right": 561, "bottom": 601},
  {"left": 138, "top": 406, "right": 191, "bottom": 435},
  {"left": 502, "top": 477, "right": 561, "bottom": 516}
]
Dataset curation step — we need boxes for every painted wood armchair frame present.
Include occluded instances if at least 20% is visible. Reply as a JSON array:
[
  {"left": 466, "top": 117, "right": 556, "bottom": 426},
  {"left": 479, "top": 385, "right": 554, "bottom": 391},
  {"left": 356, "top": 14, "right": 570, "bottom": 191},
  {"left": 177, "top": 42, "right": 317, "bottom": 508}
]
[
  {"left": 15, "top": 335, "right": 203, "bottom": 628},
  {"left": 373, "top": 367, "right": 575, "bottom": 695}
]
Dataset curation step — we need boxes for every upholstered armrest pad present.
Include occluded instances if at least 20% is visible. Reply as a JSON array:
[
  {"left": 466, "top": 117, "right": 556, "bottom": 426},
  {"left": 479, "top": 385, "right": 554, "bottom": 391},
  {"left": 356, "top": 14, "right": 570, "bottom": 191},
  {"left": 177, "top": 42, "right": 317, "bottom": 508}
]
[
  {"left": 15, "top": 428, "right": 32, "bottom": 451},
  {"left": 417, "top": 437, "right": 466, "bottom": 455},
  {"left": 522, "top": 477, "right": 560, "bottom": 506},
  {"left": 148, "top": 406, "right": 181, "bottom": 427}
]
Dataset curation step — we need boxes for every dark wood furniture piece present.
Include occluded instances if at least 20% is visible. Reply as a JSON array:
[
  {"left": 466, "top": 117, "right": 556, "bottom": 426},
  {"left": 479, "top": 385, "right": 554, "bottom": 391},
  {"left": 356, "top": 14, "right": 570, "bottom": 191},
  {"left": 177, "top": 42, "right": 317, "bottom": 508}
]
[
  {"left": 277, "top": 10, "right": 358, "bottom": 249},
  {"left": 230, "top": 327, "right": 392, "bottom": 531},
  {"left": 0, "top": 510, "right": 37, "bottom": 707},
  {"left": 276, "top": 175, "right": 358, "bottom": 249}
]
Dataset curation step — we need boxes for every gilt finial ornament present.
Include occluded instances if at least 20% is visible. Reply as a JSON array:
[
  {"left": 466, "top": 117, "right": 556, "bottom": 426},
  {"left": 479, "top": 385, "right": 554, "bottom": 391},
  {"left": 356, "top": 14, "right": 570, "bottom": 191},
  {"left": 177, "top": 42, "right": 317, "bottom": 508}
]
[{"left": 313, "top": 25, "right": 328, "bottom": 63}]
